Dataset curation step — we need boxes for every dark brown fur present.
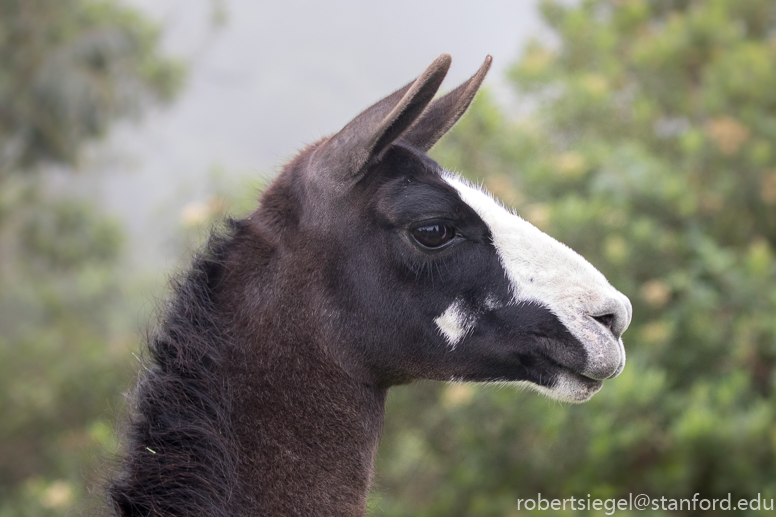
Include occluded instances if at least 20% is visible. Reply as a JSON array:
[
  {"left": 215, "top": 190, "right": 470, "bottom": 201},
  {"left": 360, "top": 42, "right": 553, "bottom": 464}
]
[
  {"left": 110, "top": 150, "right": 390, "bottom": 515},
  {"left": 108, "top": 55, "right": 495, "bottom": 516},
  {"left": 108, "top": 225, "right": 241, "bottom": 516}
]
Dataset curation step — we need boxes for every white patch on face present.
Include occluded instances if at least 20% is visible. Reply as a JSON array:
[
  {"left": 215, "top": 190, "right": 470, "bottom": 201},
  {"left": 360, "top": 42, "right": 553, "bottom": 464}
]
[
  {"left": 483, "top": 294, "right": 502, "bottom": 310},
  {"left": 443, "top": 173, "right": 632, "bottom": 399},
  {"left": 435, "top": 298, "right": 477, "bottom": 350}
]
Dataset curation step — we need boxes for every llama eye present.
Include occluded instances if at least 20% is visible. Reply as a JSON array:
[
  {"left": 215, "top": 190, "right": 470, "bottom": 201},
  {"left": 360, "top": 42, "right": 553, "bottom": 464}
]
[{"left": 410, "top": 222, "right": 456, "bottom": 249}]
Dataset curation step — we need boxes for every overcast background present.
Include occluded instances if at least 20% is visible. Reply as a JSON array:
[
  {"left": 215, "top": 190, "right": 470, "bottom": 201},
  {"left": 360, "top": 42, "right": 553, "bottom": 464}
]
[{"left": 78, "top": 0, "right": 545, "bottom": 267}]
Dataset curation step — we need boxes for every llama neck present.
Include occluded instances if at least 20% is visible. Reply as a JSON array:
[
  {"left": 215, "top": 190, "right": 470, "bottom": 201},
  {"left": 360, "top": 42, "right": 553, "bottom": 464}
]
[
  {"left": 198, "top": 214, "right": 392, "bottom": 515},
  {"left": 109, "top": 222, "right": 387, "bottom": 517},
  {"left": 226, "top": 333, "right": 386, "bottom": 516}
]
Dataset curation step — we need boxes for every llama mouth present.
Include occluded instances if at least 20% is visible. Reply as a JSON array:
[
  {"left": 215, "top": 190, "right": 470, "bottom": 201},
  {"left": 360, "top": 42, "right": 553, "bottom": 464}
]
[
  {"left": 540, "top": 354, "right": 605, "bottom": 400},
  {"left": 513, "top": 358, "right": 604, "bottom": 403},
  {"left": 557, "top": 367, "right": 603, "bottom": 389},
  {"left": 551, "top": 368, "right": 604, "bottom": 402},
  {"left": 551, "top": 361, "right": 601, "bottom": 386}
]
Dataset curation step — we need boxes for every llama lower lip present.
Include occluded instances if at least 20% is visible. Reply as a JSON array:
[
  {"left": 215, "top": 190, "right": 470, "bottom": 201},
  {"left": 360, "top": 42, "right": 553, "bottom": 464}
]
[
  {"left": 543, "top": 355, "right": 602, "bottom": 387},
  {"left": 563, "top": 368, "right": 603, "bottom": 388},
  {"left": 534, "top": 360, "right": 604, "bottom": 403},
  {"left": 555, "top": 369, "right": 604, "bottom": 402}
]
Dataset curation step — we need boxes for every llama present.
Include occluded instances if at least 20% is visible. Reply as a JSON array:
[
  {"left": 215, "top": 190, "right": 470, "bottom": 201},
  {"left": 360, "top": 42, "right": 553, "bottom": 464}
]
[{"left": 108, "top": 54, "right": 631, "bottom": 516}]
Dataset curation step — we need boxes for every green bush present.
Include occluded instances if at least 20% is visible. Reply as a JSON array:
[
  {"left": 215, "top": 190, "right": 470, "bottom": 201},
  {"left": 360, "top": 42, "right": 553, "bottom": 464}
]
[
  {"left": 373, "top": 1, "right": 776, "bottom": 515},
  {"left": 0, "top": 1, "right": 182, "bottom": 514}
]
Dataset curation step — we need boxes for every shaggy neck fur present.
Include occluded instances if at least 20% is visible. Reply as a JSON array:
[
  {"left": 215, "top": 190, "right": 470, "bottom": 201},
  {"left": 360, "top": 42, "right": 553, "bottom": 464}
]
[{"left": 109, "top": 153, "right": 387, "bottom": 516}]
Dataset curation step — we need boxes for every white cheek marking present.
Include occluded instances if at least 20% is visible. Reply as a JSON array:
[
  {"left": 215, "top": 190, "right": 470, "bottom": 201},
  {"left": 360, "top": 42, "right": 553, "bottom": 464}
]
[
  {"left": 443, "top": 173, "right": 631, "bottom": 383},
  {"left": 483, "top": 293, "right": 502, "bottom": 310},
  {"left": 435, "top": 299, "right": 477, "bottom": 350}
]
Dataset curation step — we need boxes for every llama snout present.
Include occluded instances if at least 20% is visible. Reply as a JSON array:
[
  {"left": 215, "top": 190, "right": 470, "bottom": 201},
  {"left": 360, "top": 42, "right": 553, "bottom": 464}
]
[{"left": 578, "top": 294, "right": 631, "bottom": 380}]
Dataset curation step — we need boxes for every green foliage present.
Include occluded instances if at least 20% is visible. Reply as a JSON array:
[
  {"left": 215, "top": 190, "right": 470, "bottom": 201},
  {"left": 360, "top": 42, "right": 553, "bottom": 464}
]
[
  {"left": 373, "top": 1, "right": 776, "bottom": 515},
  {"left": 0, "top": 181, "right": 133, "bottom": 517},
  {"left": 0, "top": 0, "right": 184, "bottom": 174},
  {"left": 0, "top": 1, "right": 183, "bottom": 514}
]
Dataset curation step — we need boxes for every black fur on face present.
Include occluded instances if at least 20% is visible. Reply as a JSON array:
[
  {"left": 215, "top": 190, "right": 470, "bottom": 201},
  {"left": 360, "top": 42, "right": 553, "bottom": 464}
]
[{"left": 284, "top": 144, "right": 599, "bottom": 397}]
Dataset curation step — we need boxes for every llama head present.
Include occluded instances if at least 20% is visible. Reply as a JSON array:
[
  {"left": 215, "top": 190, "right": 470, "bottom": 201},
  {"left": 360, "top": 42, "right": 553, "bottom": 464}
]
[{"left": 263, "top": 54, "right": 631, "bottom": 403}]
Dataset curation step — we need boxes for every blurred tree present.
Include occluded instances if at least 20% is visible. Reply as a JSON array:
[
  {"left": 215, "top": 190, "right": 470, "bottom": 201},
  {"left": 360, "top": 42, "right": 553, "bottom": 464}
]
[
  {"left": 372, "top": 1, "right": 776, "bottom": 515},
  {"left": 0, "top": 0, "right": 182, "bottom": 174},
  {"left": 0, "top": 1, "right": 182, "bottom": 515}
]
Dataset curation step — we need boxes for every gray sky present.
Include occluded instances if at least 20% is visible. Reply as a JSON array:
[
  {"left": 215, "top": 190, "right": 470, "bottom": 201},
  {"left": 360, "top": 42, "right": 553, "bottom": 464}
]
[{"left": 87, "top": 0, "right": 545, "bottom": 267}]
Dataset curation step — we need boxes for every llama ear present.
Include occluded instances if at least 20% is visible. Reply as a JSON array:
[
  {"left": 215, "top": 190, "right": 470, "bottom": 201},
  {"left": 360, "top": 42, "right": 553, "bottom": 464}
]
[
  {"left": 400, "top": 55, "right": 492, "bottom": 151},
  {"left": 313, "top": 54, "right": 451, "bottom": 189}
]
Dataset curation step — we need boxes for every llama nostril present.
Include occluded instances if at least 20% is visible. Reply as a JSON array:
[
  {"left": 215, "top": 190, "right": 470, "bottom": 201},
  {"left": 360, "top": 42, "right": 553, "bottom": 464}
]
[
  {"left": 592, "top": 314, "right": 616, "bottom": 338},
  {"left": 590, "top": 295, "right": 631, "bottom": 341}
]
